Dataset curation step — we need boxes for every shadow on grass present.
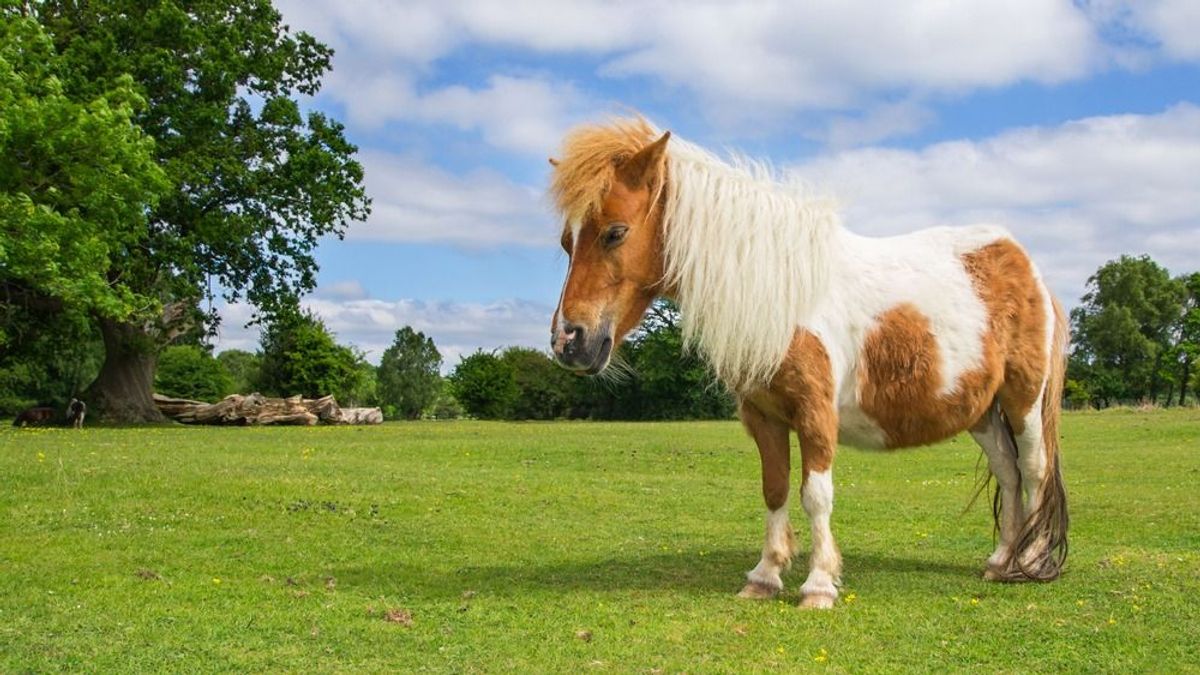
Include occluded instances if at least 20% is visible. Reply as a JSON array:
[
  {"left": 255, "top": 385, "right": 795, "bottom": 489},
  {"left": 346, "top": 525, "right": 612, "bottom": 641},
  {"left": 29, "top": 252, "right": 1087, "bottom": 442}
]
[{"left": 333, "top": 548, "right": 981, "bottom": 599}]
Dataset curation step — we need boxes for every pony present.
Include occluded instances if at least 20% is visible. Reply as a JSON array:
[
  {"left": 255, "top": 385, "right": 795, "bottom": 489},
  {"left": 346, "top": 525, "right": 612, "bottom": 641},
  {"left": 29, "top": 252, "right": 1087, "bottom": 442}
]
[{"left": 547, "top": 117, "right": 1068, "bottom": 608}]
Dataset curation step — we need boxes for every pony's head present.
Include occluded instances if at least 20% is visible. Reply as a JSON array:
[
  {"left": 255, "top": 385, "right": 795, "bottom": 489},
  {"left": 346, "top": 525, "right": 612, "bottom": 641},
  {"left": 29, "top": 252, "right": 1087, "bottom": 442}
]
[{"left": 548, "top": 118, "right": 671, "bottom": 374}]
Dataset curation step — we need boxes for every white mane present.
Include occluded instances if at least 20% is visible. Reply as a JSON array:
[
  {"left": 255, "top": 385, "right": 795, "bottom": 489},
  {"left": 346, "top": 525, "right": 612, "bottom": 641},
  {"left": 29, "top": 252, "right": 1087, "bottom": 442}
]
[{"left": 661, "top": 138, "right": 840, "bottom": 393}]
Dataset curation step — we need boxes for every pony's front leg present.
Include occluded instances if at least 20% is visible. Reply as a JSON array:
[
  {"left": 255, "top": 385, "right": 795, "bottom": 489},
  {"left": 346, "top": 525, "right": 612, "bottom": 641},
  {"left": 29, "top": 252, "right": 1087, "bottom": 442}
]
[
  {"left": 737, "top": 402, "right": 794, "bottom": 599},
  {"left": 797, "top": 426, "right": 841, "bottom": 609}
]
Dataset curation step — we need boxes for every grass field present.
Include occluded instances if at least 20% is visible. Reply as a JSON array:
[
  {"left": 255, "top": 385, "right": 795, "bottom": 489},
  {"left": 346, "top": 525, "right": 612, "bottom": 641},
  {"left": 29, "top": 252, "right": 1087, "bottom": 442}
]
[{"left": 2, "top": 409, "right": 1198, "bottom": 672}]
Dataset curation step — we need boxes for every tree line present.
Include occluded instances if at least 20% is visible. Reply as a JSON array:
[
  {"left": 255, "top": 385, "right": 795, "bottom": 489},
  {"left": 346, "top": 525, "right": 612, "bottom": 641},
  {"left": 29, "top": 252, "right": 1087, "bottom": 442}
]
[
  {"left": 145, "top": 300, "right": 734, "bottom": 421},
  {"left": 6, "top": 251, "right": 1197, "bottom": 421}
]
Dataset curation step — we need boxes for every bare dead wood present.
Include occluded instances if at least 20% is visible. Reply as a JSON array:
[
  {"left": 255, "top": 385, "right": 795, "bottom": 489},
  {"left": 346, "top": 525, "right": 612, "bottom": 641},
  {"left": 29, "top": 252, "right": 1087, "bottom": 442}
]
[{"left": 153, "top": 393, "right": 383, "bottom": 426}]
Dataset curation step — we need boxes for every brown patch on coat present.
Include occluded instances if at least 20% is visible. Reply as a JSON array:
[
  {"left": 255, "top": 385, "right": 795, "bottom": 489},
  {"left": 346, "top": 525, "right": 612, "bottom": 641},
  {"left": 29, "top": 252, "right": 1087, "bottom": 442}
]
[
  {"left": 857, "top": 238, "right": 1048, "bottom": 448},
  {"left": 961, "top": 240, "right": 1048, "bottom": 432},
  {"left": 745, "top": 330, "right": 838, "bottom": 477},
  {"left": 857, "top": 304, "right": 992, "bottom": 447}
]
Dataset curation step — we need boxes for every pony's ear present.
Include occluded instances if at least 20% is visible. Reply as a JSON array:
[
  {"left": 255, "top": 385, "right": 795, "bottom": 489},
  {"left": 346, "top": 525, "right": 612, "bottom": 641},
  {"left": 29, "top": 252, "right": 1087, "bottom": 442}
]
[
  {"left": 548, "top": 157, "right": 560, "bottom": 167},
  {"left": 617, "top": 131, "right": 670, "bottom": 189}
]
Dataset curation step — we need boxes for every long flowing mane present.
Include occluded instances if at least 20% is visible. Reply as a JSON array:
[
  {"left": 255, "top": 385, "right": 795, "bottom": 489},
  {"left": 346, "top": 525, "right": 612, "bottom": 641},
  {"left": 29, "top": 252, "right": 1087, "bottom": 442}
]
[{"left": 552, "top": 117, "right": 840, "bottom": 393}]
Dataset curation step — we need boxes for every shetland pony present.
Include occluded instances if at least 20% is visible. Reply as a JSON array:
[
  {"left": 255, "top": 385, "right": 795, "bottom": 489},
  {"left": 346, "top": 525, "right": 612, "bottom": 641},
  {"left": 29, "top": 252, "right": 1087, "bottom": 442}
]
[{"left": 548, "top": 117, "right": 1068, "bottom": 608}]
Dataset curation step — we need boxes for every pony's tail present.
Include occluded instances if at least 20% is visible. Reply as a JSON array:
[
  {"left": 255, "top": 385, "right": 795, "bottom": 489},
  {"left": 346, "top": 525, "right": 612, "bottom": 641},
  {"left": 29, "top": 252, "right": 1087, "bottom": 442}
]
[{"left": 1009, "top": 298, "right": 1070, "bottom": 581}]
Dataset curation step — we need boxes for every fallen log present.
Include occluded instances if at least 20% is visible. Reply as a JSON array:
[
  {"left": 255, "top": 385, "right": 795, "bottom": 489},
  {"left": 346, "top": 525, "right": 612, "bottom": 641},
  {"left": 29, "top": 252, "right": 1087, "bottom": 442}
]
[{"left": 153, "top": 393, "right": 383, "bottom": 426}]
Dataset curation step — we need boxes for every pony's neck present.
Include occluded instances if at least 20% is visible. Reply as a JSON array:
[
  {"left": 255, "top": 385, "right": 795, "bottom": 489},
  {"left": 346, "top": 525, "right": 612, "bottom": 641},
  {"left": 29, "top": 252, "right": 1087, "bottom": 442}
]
[{"left": 659, "top": 142, "right": 840, "bottom": 392}]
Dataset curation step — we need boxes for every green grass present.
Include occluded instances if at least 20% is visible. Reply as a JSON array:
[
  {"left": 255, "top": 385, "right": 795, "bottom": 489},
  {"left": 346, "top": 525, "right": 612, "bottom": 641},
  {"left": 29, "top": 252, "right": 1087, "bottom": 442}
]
[{"left": 2, "top": 409, "right": 1198, "bottom": 672}]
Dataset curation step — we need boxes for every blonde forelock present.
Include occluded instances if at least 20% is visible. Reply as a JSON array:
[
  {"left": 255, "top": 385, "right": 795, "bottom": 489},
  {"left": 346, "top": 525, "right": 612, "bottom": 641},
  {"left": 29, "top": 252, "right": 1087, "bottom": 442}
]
[{"left": 550, "top": 116, "right": 658, "bottom": 227}]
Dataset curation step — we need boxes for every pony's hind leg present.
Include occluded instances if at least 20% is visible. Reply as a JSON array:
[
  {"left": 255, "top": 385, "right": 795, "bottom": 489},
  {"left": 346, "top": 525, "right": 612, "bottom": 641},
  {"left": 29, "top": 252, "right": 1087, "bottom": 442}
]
[
  {"left": 971, "top": 403, "right": 1025, "bottom": 581},
  {"left": 737, "top": 402, "right": 794, "bottom": 599},
  {"left": 1007, "top": 396, "right": 1068, "bottom": 579}
]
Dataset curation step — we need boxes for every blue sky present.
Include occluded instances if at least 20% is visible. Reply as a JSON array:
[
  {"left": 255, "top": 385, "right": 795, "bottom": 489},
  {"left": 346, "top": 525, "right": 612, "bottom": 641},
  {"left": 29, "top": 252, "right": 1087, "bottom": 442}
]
[{"left": 215, "top": 1, "right": 1200, "bottom": 367}]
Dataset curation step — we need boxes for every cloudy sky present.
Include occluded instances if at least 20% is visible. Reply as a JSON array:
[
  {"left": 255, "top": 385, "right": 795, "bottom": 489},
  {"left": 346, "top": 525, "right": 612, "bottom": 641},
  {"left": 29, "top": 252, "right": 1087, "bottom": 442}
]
[{"left": 214, "top": 0, "right": 1200, "bottom": 367}]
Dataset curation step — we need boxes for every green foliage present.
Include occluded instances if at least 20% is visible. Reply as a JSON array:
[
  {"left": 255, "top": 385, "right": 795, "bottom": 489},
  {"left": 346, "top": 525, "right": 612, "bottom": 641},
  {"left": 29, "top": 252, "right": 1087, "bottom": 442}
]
[
  {"left": 0, "top": 14, "right": 166, "bottom": 348},
  {"left": 377, "top": 327, "right": 442, "bottom": 419},
  {"left": 1070, "top": 255, "right": 1190, "bottom": 406},
  {"left": 627, "top": 303, "right": 735, "bottom": 419},
  {"left": 254, "top": 310, "right": 364, "bottom": 401},
  {"left": 215, "top": 349, "right": 261, "bottom": 395},
  {"left": 449, "top": 351, "right": 518, "bottom": 420},
  {"left": 30, "top": 0, "right": 371, "bottom": 318},
  {"left": 573, "top": 301, "right": 736, "bottom": 420},
  {"left": 3, "top": 1, "right": 370, "bottom": 419},
  {"left": 501, "top": 347, "right": 575, "bottom": 420},
  {"left": 1063, "top": 379, "right": 1090, "bottom": 410},
  {"left": 155, "top": 345, "right": 232, "bottom": 402},
  {"left": 1166, "top": 272, "right": 1200, "bottom": 406},
  {"left": 427, "top": 381, "right": 465, "bottom": 420},
  {"left": 0, "top": 311, "right": 103, "bottom": 416},
  {"left": 342, "top": 360, "right": 379, "bottom": 408}
]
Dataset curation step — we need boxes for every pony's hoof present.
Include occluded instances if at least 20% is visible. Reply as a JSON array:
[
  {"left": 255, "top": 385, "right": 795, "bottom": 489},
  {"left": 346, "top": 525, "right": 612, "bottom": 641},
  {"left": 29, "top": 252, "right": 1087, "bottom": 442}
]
[
  {"left": 983, "top": 562, "right": 1025, "bottom": 583},
  {"left": 799, "top": 591, "right": 836, "bottom": 609},
  {"left": 737, "top": 581, "right": 779, "bottom": 599}
]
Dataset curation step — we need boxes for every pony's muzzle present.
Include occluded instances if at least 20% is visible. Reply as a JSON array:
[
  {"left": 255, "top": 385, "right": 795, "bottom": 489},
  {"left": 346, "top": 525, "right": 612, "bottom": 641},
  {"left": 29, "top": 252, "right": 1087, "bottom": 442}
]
[{"left": 552, "top": 321, "right": 613, "bottom": 374}]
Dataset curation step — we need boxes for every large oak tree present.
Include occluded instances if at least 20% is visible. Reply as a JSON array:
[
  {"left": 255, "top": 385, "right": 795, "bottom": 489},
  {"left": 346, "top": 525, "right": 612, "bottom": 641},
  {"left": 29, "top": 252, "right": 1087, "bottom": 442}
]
[
  {"left": 1, "top": 12, "right": 166, "bottom": 411},
  {"left": 22, "top": 0, "right": 369, "bottom": 421}
]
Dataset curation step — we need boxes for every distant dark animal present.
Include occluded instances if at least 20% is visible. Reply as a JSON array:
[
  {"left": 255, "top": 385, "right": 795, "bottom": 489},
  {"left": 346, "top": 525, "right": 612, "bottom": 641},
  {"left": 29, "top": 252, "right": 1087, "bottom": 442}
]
[
  {"left": 12, "top": 406, "right": 57, "bottom": 427},
  {"left": 67, "top": 398, "right": 87, "bottom": 429}
]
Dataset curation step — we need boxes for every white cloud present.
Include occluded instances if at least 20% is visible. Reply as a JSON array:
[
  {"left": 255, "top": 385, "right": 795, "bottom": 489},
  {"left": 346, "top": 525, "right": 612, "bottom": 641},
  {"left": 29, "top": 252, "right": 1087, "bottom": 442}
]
[
  {"left": 276, "top": 1, "right": 591, "bottom": 155},
  {"left": 351, "top": 150, "right": 552, "bottom": 247},
  {"left": 407, "top": 75, "right": 586, "bottom": 155},
  {"left": 317, "top": 280, "right": 369, "bottom": 301},
  {"left": 814, "top": 100, "right": 936, "bottom": 148},
  {"left": 1133, "top": 0, "right": 1200, "bottom": 61},
  {"left": 1084, "top": 0, "right": 1200, "bottom": 63},
  {"left": 607, "top": 2, "right": 1098, "bottom": 111},
  {"left": 213, "top": 297, "right": 553, "bottom": 371},
  {"left": 790, "top": 104, "right": 1200, "bottom": 303},
  {"left": 278, "top": 0, "right": 1113, "bottom": 141},
  {"left": 316, "top": 68, "right": 585, "bottom": 155}
]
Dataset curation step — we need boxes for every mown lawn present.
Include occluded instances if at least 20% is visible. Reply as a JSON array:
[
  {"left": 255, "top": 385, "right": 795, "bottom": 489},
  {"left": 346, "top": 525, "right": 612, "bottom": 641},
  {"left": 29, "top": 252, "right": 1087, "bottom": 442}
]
[{"left": 1, "top": 409, "right": 1198, "bottom": 672}]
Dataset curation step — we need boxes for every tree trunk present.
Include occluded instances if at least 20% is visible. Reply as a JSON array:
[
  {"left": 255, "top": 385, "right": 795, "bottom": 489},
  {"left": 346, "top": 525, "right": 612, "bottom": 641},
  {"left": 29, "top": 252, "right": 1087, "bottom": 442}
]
[
  {"left": 1181, "top": 359, "right": 1192, "bottom": 406},
  {"left": 83, "top": 318, "right": 165, "bottom": 423},
  {"left": 1148, "top": 352, "right": 1161, "bottom": 405}
]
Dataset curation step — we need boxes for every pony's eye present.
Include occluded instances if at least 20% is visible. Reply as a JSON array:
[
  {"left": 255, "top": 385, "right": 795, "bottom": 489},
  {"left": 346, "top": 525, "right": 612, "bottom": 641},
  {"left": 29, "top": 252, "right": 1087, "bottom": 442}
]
[{"left": 603, "top": 224, "right": 629, "bottom": 249}]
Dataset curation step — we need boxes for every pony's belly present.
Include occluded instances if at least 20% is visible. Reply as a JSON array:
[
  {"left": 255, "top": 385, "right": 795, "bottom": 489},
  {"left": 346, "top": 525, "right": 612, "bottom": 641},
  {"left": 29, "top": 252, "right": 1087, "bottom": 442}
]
[
  {"left": 836, "top": 404, "right": 888, "bottom": 449},
  {"left": 837, "top": 388, "right": 993, "bottom": 450}
]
